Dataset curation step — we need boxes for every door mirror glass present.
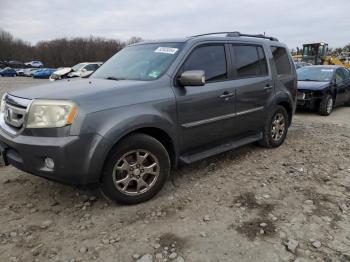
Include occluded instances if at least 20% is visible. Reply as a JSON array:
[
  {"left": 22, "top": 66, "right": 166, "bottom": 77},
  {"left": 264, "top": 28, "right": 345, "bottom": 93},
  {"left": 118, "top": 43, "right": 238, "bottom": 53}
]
[{"left": 179, "top": 70, "right": 205, "bottom": 86}]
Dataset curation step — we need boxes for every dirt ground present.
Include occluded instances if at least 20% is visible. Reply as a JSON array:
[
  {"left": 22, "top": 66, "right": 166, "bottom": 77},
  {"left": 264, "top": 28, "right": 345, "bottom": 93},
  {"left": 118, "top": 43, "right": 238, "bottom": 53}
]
[{"left": 0, "top": 77, "right": 350, "bottom": 262}]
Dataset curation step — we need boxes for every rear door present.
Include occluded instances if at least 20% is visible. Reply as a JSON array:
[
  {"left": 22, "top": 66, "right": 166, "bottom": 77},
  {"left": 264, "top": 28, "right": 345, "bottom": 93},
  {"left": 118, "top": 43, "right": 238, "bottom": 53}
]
[
  {"left": 230, "top": 43, "right": 274, "bottom": 135},
  {"left": 174, "top": 44, "right": 236, "bottom": 152}
]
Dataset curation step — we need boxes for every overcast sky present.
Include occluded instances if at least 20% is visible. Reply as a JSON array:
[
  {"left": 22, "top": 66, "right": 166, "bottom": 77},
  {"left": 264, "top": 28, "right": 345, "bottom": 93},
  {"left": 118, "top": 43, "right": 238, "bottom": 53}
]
[{"left": 1, "top": 0, "right": 349, "bottom": 48}]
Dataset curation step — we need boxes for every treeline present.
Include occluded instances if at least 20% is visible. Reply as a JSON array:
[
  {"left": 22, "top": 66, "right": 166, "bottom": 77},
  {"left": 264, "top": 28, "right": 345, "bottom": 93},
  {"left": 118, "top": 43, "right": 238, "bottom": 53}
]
[{"left": 0, "top": 29, "right": 142, "bottom": 68}]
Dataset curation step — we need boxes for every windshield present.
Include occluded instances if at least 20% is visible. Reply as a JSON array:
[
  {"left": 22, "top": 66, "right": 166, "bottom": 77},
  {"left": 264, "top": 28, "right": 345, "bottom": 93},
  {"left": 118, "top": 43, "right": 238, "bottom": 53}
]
[
  {"left": 297, "top": 67, "right": 334, "bottom": 82},
  {"left": 72, "top": 63, "right": 86, "bottom": 72},
  {"left": 91, "top": 42, "right": 184, "bottom": 81}
]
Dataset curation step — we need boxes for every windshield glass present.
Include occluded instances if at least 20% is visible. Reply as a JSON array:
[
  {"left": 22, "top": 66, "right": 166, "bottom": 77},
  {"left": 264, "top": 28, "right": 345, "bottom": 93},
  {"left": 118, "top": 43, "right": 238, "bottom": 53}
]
[
  {"left": 297, "top": 67, "right": 334, "bottom": 82},
  {"left": 72, "top": 63, "right": 86, "bottom": 71},
  {"left": 91, "top": 42, "right": 184, "bottom": 81}
]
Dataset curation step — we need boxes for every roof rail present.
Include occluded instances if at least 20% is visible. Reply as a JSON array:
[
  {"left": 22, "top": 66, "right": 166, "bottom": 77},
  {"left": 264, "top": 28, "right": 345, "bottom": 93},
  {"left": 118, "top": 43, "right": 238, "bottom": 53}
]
[{"left": 190, "top": 31, "right": 278, "bottom": 41}]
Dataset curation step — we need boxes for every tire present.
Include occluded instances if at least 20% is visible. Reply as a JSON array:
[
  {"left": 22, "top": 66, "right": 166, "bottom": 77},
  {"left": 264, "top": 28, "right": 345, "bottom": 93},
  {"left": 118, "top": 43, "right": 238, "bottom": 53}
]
[
  {"left": 345, "top": 98, "right": 350, "bottom": 107},
  {"left": 259, "top": 105, "right": 289, "bottom": 148},
  {"left": 318, "top": 94, "right": 333, "bottom": 116},
  {"left": 101, "top": 133, "right": 170, "bottom": 205}
]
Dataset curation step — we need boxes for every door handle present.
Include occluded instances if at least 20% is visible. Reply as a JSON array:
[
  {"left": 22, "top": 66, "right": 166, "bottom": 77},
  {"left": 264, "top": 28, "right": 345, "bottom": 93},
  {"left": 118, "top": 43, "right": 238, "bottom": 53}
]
[
  {"left": 264, "top": 84, "right": 273, "bottom": 90},
  {"left": 219, "top": 92, "right": 235, "bottom": 98}
]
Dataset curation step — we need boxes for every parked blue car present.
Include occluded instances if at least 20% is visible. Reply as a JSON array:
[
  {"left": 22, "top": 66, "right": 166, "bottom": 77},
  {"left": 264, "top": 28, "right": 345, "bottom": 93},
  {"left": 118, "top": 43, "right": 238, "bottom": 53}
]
[
  {"left": 32, "top": 68, "right": 56, "bottom": 79},
  {"left": 0, "top": 67, "right": 17, "bottom": 77}
]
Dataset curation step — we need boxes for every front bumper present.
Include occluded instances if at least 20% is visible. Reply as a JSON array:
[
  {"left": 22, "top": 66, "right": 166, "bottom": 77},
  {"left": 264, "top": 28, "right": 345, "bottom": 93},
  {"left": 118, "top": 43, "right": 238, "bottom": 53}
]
[
  {"left": 296, "top": 92, "right": 322, "bottom": 110},
  {"left": 0, "top": 127, "right": 108, "bottom": 185}
]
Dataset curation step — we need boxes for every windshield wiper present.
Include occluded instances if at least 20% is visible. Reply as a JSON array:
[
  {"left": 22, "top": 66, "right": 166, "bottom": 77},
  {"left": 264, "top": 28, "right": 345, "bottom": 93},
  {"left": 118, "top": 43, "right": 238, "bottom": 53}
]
[
  {"left": 105, "top": 77, "right": 126, "bottom": 81},
  {"left": 300, "top": 79, "right": 316, "bottom": 81}
]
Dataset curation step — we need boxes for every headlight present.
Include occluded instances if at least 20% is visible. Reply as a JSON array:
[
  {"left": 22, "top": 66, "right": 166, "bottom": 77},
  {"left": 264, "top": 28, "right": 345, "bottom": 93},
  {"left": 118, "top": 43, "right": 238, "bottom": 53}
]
[
  {"left": 0, "top": 94, "right": 6, "bottom": 113},
  {"left": 27, "top": 100, "right": 78, "bottom": 128}
]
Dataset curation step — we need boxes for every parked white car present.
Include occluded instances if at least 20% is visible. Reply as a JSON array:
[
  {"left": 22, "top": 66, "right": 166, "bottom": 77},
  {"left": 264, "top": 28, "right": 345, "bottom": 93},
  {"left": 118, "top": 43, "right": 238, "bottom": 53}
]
[
  {"left": 24, "top": 61, "right": 44, "bottom": 68},
  {"left": 49, "top": 62, "right": 102, "bottom": 81}
]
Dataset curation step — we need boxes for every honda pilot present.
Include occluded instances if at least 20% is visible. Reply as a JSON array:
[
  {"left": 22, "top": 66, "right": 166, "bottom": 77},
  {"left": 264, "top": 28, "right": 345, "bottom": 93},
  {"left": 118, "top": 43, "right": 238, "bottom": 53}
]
[{"left": 0, "top": 32, "right": 297, "bottom": 204}]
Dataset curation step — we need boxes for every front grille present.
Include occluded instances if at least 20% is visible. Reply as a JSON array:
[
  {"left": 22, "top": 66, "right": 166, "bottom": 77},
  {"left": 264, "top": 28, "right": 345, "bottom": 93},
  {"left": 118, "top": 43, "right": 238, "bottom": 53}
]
[{"left": 3, "top": 94, "right": 31, "bottom": 130}]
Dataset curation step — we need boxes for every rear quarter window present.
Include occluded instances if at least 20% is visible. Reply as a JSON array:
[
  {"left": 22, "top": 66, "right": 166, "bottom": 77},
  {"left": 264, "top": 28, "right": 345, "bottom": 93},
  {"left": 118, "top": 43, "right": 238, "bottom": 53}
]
[{"left": 270, "top": 46, "right": 292, "bottom": 75}]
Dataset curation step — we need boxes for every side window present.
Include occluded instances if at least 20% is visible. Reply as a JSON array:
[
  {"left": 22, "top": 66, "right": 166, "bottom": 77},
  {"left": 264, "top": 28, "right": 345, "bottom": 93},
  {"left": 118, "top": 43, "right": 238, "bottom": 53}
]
[
  {"left": 232, "top": 45, "right": 268, "bottom": 78},
  {"left": 84, "top": 64, "right": 98, "bottom": 71},
  {"left": 335, "top": 68, "right": 347, "bottom": 83},
  {"left": 257, "top": 47, "right": 268, "bottom": 75},
  {"left": 270, "top": 46, "right": 292, "bottom": 75},
  {"left": 183, "top": 45, "right": 227, "bottom": 82}
]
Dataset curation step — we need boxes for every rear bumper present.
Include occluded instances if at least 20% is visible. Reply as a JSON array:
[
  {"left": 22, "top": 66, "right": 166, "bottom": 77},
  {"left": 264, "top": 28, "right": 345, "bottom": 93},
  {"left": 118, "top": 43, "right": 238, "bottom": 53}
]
[{"left": 0, "top": 128, "right": 108, "bottom": 185}]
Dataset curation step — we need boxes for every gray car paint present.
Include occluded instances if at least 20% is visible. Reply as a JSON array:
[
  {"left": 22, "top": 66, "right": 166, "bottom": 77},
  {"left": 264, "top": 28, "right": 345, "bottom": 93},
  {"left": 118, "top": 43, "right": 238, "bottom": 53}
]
[{"left": 0, "top": 35, "right": 297, "bottom": 185}]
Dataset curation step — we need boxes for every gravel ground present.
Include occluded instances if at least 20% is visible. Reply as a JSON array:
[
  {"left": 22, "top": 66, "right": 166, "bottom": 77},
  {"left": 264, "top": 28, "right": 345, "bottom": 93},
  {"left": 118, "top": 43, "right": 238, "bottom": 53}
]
[{"left": 0, "top": 77, "right": 350, "bottom": 262}]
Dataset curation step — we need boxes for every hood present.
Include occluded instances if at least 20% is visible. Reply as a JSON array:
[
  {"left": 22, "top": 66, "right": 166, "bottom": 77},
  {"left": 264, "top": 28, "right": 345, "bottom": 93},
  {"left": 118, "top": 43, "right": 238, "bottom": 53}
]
[
  {"left": 53, "top": 67, "right": 72, "bottom": 76},
  {"left": 297, "top": 81, "right": 330, "bottom": 91},
  {"left": 8, "top": 78, "right": 150, "bottom": 100}
]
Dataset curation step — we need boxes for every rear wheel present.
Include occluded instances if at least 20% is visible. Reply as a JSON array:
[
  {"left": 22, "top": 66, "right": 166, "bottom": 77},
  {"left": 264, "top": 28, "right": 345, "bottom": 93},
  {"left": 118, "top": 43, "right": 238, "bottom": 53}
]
[
  {"left": 259, "top": 105, "right": 289, "bottom": 148},
  {"left": 318, "top": 94, "right": 333, "bottom": 116},
  {"left": 101, "top": 133, "right": 170, "bottom": 205}
]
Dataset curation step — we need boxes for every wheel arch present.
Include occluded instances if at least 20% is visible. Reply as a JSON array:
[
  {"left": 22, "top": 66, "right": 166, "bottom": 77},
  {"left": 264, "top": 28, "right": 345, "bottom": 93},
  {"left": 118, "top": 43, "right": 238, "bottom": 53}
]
[
  {"left": 266, "top": 91, "right": 295, "bottom": 126},
  {"left": 100, "top": 126, "right": 178, "bottom": 182}
]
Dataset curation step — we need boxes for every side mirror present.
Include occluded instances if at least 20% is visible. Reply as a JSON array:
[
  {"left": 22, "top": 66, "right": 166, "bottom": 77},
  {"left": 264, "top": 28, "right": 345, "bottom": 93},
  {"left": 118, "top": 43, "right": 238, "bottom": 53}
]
[
  {"left": 81, "top": 68, "right": 87, "bottom": 72},
  {"left": 179, "top": 70, "right": 205, "bottom": 86}
]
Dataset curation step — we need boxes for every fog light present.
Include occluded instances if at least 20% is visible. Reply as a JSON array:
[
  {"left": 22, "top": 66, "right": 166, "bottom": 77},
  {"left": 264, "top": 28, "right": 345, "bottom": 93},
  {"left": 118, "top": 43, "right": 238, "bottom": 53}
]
[{"left": 45, "top": 157, "right": 55, "bottom": 170}]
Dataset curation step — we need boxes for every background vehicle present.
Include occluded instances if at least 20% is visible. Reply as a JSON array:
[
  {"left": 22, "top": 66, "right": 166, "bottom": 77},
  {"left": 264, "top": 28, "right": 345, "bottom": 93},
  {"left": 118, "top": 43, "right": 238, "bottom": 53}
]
[
  {"left": 293, "top": 42, "right": 350, "bottom": 68},
  {"left": 0, "top": 32, "right": 297, "bottom": 204},
  {"left": 294, "top": 61, "right": 312, "bottom": 69},
  {"left": 15, "top": 68, "right": 26, "bottom": 76},
  {"left": 7, "top": 61, "right": 25, "bottom": 68},
  {"left": 0, "top": 67, "right": 17, "bottom": 77},
  {"left": 32, "top": 68, "right": 56, "bottom": 79},
  {"left": 23, "top": 68, "right": 40, "bottom": 77},
  {"left": 49, "top": 62, "right": 102, "bottom": 81},
  {"left": 25, "top": 61, "right": 44, "bottom": 68},
  {"left": 297, "top": 65, "right": 350, "bottom": 115}
]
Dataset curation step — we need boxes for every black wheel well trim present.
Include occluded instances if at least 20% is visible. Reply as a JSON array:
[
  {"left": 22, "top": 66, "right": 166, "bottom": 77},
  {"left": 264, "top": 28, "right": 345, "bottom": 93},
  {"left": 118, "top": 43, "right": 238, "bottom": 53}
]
[
  {"left": 100, "top": 127, "right": 177, "bottom": 180},
  {"left": 276, "top": 100, "right": 293, "bottom": 126}
]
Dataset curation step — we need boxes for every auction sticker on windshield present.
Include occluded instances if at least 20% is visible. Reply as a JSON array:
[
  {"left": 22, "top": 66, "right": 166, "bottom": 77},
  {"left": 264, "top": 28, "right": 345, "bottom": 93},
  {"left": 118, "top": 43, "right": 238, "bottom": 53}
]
[{"left": 154, "top": 47, "right": 178, "bottom": 54}]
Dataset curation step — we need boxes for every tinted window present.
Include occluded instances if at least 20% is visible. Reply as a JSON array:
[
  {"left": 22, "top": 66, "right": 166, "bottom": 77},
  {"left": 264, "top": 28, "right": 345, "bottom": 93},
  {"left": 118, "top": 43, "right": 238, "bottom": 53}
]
[
  {"left": 183, "top": 45, "right": 227, "bottom": 82},
  {"left": 257, "top": 47, "right": 268, "bottom": 75},
  {"left": 335, "top": 68, "right": 348, "bottom": 83},
  {"left": 84, "top": 64, "right": 99, "bottom": 71},
  {"left": 270, "top": 46, "right": 292, "bottom": 75},
  {"left": 232, "top": 45, "right": 268, "bottom": 78}
]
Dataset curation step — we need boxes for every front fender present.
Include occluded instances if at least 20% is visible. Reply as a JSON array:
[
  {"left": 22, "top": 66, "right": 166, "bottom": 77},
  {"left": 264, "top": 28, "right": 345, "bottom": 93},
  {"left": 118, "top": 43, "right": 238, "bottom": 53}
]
[{"left": 80, "top": 102, "right": 178, "bottom": 181}]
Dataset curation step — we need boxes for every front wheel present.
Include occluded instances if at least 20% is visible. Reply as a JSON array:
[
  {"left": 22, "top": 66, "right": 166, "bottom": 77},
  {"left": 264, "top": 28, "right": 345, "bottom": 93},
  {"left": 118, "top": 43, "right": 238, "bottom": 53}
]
[
  {"left": 101, "top": 133, "right": 170, "bottom": 205},
  {"left": 259, "top": 105, "right": 289, "bottom": 148},
  {"left": 318, "top": 94, "right": 333, "bottom": 116}
]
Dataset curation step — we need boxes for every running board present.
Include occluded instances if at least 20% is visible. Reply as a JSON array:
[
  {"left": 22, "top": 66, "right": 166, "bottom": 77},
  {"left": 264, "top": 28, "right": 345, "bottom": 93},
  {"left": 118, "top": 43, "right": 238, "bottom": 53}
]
[{"left": 179, "top": 133, "right": 262, "bottom": 165}]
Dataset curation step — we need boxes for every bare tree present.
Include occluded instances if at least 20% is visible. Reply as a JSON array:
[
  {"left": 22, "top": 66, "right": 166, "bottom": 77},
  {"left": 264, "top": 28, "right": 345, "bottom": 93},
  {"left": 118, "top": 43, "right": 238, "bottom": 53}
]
[{"left": 0, "top": 29, "right": 142, "bottom": 67}]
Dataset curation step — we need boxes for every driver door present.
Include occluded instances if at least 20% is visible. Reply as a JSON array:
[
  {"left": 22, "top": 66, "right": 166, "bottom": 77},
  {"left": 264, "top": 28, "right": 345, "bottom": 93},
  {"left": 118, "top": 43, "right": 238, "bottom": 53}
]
[{"left": 173, "top": 44, "right": 236, "bottom": 152}]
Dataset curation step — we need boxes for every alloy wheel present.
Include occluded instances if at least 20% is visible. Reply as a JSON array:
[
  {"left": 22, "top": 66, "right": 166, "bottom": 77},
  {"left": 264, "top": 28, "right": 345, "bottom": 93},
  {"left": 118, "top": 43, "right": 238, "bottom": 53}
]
[
  {"left": 271, "top": 112, "right": 286, "bottom": 142},
  {"left": 112, "top": 150, "right": 160, "bottom": 196}
]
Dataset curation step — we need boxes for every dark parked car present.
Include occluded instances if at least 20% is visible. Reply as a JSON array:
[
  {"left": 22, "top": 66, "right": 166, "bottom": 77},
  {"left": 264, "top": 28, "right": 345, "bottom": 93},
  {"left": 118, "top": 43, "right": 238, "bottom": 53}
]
[
  {"left": 7, "top": 61, "right": 25, "bottom": 68},
  {"left": 0, "top": 32, "right": 297, "bottom": 204},
  {"left": 297, "top": 65, "right": 350, "bottom": 115},
  {"left": 0, "top": 67, "right": 17, "bottom": 77}
]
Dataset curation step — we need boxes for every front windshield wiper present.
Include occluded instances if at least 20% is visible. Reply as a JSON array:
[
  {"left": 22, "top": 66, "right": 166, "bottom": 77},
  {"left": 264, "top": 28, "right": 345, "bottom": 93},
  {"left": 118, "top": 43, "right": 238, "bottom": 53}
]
[
  {"left": 299, "top": 79, "right": 317, "bottom": 81},
  {"left": 105, "top": 77, "right": 126, "bottom": 81}
]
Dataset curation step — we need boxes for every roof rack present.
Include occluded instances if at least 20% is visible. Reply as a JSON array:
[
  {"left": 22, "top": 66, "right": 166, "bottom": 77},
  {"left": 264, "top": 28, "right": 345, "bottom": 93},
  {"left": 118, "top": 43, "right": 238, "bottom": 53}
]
[{"left": 190, "top": 31, "right": 278, "bottom": 41}]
